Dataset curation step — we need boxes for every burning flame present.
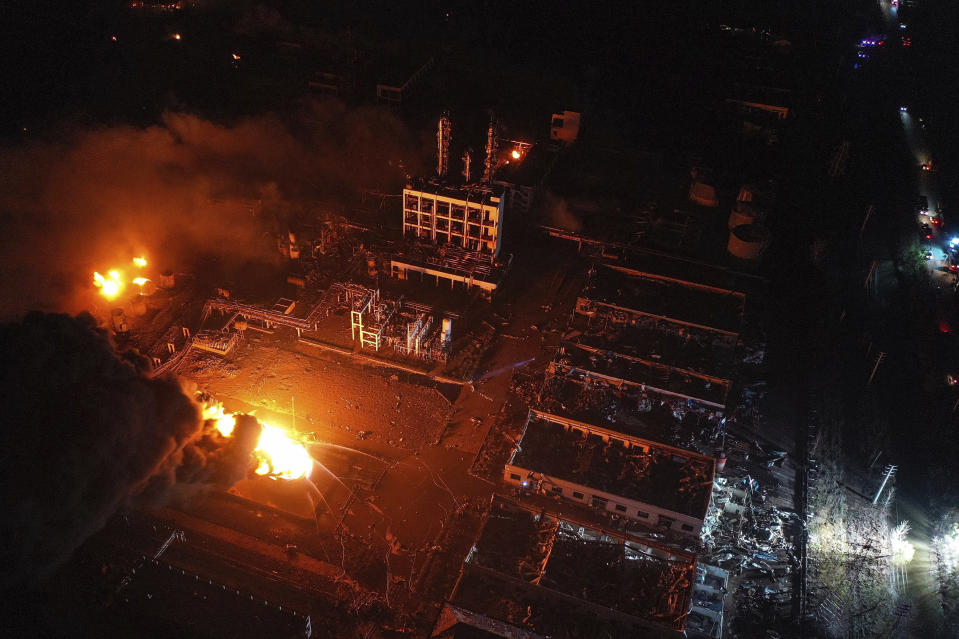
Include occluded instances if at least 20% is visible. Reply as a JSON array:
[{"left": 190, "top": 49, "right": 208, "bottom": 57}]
[
  {"left": 203, "top": 402, "right": 236, "bottom": 437},
  {"left": 511, "top": 150, "right": 521, "bottom": 160},
  {"left": 93, "top": 270, "right": 122, "bottom": 298},
  {"left": 93, "top": 256, "right": 151, "bottom": 298},
  {"left": 254, "top": 424, "right": 314, "bottom": 480},
  {"left": 202, "top": 401, "right": 311, "bottom": 480}
]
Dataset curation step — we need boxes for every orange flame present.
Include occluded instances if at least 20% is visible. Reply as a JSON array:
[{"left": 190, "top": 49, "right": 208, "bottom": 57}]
[
  {"left": 202, "top": 401, "right": 311, "bottom": 479},
  {"left": 93, "top": 270, "right": 122, "bottom": 298},
  {"left": 133, "top": 256, "right": 147, "bottom": 267}
]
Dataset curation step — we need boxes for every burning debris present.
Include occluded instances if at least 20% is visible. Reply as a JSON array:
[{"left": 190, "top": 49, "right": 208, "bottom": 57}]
[{"left": 0, "top": 312, "right": 307, "bottom": 589}]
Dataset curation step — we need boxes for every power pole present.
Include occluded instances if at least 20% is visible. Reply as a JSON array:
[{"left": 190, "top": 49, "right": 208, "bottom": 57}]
[
  {"left": 868, "top": 351, "right": 885, "bottom": 385},
  {"left": 873, "top": 464, "right": 897, "bottom": 505}
]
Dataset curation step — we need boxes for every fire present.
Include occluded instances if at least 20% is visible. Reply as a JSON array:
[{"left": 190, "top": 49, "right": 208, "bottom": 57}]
[
  {"left": 254, "top": 424, "right": 313, "bottom": 480},
  {"left": 133, "top": 256, "right": 147, "bottom": 267},
  {"left": 202, "top": 402, "right": 236, "bottom": 437},
  {"left": 132, "top": 277, "right": 150, "bottom": 286},
  {"left": 511, "top": 150, "right": 521, "bottom": 160},
  {"left": 93, "top": 270, "right": 122, "bottom": 298},
  {"left": 201, "top": 401, "right": 311, "bottom": 479}
]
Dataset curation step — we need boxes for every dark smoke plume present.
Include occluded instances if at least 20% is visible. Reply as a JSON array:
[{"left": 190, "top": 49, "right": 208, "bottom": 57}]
[
  {"left": 0, "top": 99, "right": 421, "bottom": 318},
  {"left": 0, "top": 312, "right": 259, "bottom": 589}
]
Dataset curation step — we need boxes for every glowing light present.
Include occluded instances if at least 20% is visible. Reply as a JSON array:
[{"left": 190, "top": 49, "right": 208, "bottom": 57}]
[
  {"left": 133, "top": 256, "right": 147, "bottom": 267},
  {"left": 890, "top": 521, "right": 916, "bottom": 565},
  {"left": 132, "top": 277, "right": 150, "bottom": 286},
  {"left": 173, "top": 33, "right": 182, "bottom": 41},
  {"left": 511, "top": 150, "right": 521, "bottom": 160},
  {"left": 93, "top": 271, "right": 122, "bottom": 298},
  {"left": 232, "top": 53, "right": 241, "bottom": 60},
  {"left": 202, "top": 402, "right": 236, "bottom": 437},
  {"left": 254, "top": 423, "right": 313, "bottom": 480},
  {"left": 200, "top": 402, "right": 311, "bottom": 479}
]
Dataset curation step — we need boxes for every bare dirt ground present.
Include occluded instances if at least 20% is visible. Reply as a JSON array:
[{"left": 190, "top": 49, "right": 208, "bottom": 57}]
[{"left": 179, "top": 339, "right": 453, "bottom": 451}]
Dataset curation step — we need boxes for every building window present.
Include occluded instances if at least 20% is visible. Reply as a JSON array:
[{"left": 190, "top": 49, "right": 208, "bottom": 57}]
[
  {"left": 436, "top": 218, "right": 449, "bottom": 231},
  {"left": 451, "top": 221, "right": 463, "bottom": 234},
  {"left": 451, "top": 204, "right": 466, "bottom": 220},
  {"left": 421, "top": 198, "right": 434, "bottom": 214},
  {"left": 636, "top": 510, "right": 649, "bottom": 519},
  {"left": 405, "top": 195, "right": 418, "bottom": 209},
  {"left": 552, "top": 118, "right": 564, "bottom": 128},
  {"left": 467, "top": 207, "right": 481, "bottom": 223},
  {"left": 510, "top": 473, "right": 520, "bottom": 481},
  {"left": 437, "top": 201, "right": 450, "bottom": 216},
  {"left": 681, "top": 524, "right": 694, "bottom": 532},
  {"left": 550, "top": 486, "right": 563, "bottom": 495},
  {"left": 591, "top": 495, "right": 608, "bottom": 509},
  {"left": 572, "top": 491, "right": 585, "bottom": 500},
  {"left": 468, "top": 224, "right": 480, "bottom": 238},
  {"left": 657, "top": 515, "right": 674, "bottom": 529},
  {"left": 614, "top": 504, "right": 627, "bottom": 513}
]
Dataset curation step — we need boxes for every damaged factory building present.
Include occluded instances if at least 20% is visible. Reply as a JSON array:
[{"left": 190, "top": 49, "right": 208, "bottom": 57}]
[
  {"left": 505, "top": 411, "right": 716, "bottom": 537},
  {"left": 434, "top": 496, "right": 727, "bottom": 639}
]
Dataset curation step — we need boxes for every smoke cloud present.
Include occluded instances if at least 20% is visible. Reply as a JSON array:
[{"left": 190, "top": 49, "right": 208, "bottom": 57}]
[
  {"left": 0, "top": 99, "right": 421, "bottom": 318},
  {"left": 0, "top": 312, "right": 260, "bottom": 589}
]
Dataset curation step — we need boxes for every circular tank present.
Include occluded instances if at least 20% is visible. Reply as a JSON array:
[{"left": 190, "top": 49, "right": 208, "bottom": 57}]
[
  {"left": 728, "top": 224, "right": 771, "bottom": 260},
  {"left": 689, "top": 181, "right": 719, "bottom": 207},
  {"left": 728, "top": 202, "right": 759, "bottom": 229},
  {"left": 158, "top": 270, "right": 175, "bottom": 289}
]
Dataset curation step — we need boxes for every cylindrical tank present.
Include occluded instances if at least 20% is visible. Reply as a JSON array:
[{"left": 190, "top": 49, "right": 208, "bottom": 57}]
[
  {"left": 129, "top": 297, "right": 147, "bottom": 317},
  {"left": 716, "top": 451, "right": 728, "bottom": 473},
  {"left": 441, "top": 317, "right": 453, "bottom": 343},
  {"left": 159, "top": 270, "right": 175, "bottom": 289},
  {"left": 111, "top": 308, "right": 129, "bottom": 333},
  {"left": 728, "top": 203, "right": 758, "bottom": 229},
  {"left": 728, "top": 224, "right": 771, "bottom": 260},
  {"left": 689, "top": 181, "right": 719, "bottom": 207}
]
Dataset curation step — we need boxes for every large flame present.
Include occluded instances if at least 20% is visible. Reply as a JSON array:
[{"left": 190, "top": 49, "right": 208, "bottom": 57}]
[
  {"left": 202, "top": 402, "right": 236, "bottom": 437},
  {"left": 93, "top": 270, "right": 122, "bottom": 298},
  {"left": 253, "top": 424, "right": 314, "bottom": 480},
  {"left": 201, "top": 401, "right": 311, "bottom": 480},
  {"left": 94, "top": 256, "right": 150, "bottom": 299}
]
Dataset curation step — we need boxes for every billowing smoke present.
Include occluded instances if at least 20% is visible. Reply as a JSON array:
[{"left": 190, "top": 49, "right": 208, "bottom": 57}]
[
  {"left": 0, "top": 312, "right": 260, "bottom": 589},
  {"left": 0, "top": 99, "right": 421, "bottom": 318}
]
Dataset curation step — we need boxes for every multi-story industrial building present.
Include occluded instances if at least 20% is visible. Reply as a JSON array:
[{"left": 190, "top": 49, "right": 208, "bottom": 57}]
[{"left": 402, "top": 179, "right": 505, "bottom": 257}]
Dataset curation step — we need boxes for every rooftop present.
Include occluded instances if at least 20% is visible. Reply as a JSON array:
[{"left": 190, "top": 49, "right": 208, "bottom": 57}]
[
  {"left": 580, "top": 264, "right": 745, "bottom": 334},
  {"left": 406, "top": 177, "right": 504, "bottom": 206},
  {"left": 447, "top": 497, "right": 696, "bottom": 637},
  {"left": 555, "top": 342, "right": 731, "bottom": 407},
  {"left": 509, "top": 413, "right": 715, "bottom": 520},
  {"left": 568, "top": 315, "right": 737, "bottom": 380}
]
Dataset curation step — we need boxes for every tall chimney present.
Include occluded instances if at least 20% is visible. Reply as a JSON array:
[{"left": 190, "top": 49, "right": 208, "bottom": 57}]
[
  {"left": 437, "top": 113, "right": 451, "bottom": 178},
  {"left": 483, "top": 116, "right": 498, "bottom": 184}
]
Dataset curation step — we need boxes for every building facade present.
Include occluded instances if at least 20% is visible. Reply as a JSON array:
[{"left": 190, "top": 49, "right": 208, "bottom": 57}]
[{"left": 402, "top": 182, "right": 505, "bottom": 257}]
